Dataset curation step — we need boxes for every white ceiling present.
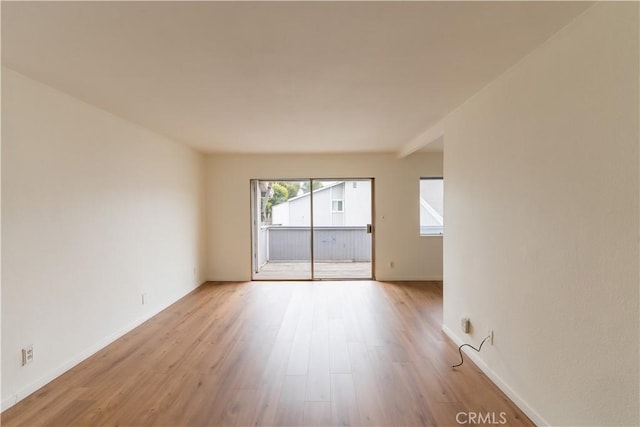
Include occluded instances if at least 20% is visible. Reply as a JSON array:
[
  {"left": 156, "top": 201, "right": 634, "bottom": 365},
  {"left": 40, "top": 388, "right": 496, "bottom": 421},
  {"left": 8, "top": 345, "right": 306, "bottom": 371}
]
[
  {"left": 420, "top": 136, "right": 445, "bottom": 153},
  {"left": 2, "top": 1, "right": 591, "bottom": 154}
]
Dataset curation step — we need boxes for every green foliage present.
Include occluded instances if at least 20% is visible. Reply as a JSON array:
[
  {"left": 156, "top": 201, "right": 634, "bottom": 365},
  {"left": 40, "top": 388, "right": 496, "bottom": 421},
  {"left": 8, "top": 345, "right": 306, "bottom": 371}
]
[
  {"left": 270, "top": 183, "right": 288, "bottom": 205},
  {"left": 280, "top": 182, "right": 300, "bottom": 200},
  {"left": 265, "top": 183, "right": 288, "bottom": 220},
  {"left": 301, "top": 181, "right": 323, "bottom": 194},
  {"left": 260, "top": 181, "right": 322, "bottom": 222}
]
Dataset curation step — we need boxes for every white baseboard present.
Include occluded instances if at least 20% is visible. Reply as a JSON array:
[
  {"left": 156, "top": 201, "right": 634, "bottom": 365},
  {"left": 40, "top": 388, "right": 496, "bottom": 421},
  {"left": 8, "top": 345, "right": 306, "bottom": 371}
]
[
  {"left": 442, "top": 324, "right": 547, "bottom": 427},
  {"left": 1, "top": 282, "right": 204, "bottom": 412},
  {"left": 376, "top": 275, "right": 443, "bottom": 282}
]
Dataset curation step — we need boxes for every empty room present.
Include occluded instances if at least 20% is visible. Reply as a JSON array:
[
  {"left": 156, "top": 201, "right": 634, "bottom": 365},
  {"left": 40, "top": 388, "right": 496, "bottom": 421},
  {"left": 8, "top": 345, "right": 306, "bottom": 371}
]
[{"left": 1, "top": 1, "right": 638, "bottom": 426}]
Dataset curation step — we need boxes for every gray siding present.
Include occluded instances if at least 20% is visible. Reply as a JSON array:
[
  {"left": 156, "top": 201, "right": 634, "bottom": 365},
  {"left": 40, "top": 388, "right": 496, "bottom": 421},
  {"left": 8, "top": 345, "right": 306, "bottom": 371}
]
[{"left": 268, "top": 226, "right": 371, "bottom": 262}]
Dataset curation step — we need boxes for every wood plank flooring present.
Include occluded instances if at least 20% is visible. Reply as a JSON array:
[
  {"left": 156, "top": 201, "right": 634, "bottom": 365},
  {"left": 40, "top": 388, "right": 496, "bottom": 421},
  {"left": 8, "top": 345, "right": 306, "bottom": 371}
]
[{"left": 2, "top": 281, "right": 534, "bottom": 426}]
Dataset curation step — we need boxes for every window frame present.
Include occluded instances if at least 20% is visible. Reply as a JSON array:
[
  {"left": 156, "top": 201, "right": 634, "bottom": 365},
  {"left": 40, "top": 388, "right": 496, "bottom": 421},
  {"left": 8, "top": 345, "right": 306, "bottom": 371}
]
[
  {"left": 331, "top": 199, "right": 344, "bottom": 213},
  {"left": 419, "top": 177, "right": 444, "bottom": 236}
]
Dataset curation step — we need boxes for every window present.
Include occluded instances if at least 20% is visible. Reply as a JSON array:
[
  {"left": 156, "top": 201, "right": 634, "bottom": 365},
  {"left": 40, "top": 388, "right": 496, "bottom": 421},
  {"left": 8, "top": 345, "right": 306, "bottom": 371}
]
[
  {"left": 420, "top": 178, "right": 443, "bottom": 235},
  {"left": 332, "top": 199, "right": 344, "bottom": 212}
]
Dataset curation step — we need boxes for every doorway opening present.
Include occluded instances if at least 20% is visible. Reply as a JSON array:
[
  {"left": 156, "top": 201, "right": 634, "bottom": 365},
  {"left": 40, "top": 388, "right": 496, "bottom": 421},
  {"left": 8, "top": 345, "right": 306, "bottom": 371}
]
[{"left": 251, "top": 179, "right": 373, "bottom": 280}]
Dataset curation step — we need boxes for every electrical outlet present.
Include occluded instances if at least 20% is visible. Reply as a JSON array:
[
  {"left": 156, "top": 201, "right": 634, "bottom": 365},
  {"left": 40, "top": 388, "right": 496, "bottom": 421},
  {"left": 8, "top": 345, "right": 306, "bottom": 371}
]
[
  {"left": 21, "top": 345, "right": 33, "bottom": 366},
  {"left": 488, "top": 330, "right": 494, "bottom": 345},
  {"left": 141, "top": 292, "right": 147, "bottom": 305},
  {"left": 460, "top": 317, "right": 470, "bottom": 334},
  {"left": 389, "top": 261, "right": 395, "bottom": 268}
]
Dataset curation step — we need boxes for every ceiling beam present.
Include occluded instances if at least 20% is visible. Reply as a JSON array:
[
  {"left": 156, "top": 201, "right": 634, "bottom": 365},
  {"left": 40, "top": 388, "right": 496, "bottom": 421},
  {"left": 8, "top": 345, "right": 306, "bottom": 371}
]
[{"left": 397, "top": 119, "right": 444, "bottom": 158}]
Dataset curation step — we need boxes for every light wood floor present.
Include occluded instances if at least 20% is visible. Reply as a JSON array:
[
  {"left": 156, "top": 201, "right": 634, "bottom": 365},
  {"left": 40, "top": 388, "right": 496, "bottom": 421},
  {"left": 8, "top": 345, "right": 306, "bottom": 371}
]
[{"left": 2, "top": 281, "right": 533, "bottom": 426}]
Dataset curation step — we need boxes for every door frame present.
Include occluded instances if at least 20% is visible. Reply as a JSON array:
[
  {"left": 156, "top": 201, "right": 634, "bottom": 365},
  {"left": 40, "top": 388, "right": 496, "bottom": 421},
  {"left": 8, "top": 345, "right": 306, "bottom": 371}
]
[{"left": 250, "top": 177, "right": 375, "bottom": 281}]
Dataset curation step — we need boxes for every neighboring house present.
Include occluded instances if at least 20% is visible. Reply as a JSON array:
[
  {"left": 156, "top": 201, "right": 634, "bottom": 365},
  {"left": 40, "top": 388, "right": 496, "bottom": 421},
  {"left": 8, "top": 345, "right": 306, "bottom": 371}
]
[
  {"left": 420, "top": 179, "right": 444, "bottom": 234},
  {"left": 272, "top": 181, "right": 371, "bottom": 226}
]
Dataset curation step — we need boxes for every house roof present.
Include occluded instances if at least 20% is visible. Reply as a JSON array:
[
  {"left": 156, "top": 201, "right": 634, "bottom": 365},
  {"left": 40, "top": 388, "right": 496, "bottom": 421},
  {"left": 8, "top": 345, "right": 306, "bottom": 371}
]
[{"left": 286, "top": 182, "right": 343, "bottom": 203}]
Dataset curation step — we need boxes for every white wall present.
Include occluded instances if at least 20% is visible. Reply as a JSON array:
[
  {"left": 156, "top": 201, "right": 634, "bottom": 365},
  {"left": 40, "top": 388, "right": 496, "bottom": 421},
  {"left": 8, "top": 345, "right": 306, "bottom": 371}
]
[
  {"left": 443, "top": 3, "right": 639, "bottom": 426},
  {"left": 207, "top": 153, "right": 443, "bottom": 281},
  {"left": 310, "top": 187, "right": 333, "bottom": 226},
  {"left": 288, "top": 193, "right": 312, "bottom": 226},
  {"left": 1, "top": 68, "right": 207, "bottom": 409},
  {"left": 344, "top": 180, "right": 371, "bottom": 226},
  {"left": 271, "top": 201, "right": 289, "bottom": 226}
]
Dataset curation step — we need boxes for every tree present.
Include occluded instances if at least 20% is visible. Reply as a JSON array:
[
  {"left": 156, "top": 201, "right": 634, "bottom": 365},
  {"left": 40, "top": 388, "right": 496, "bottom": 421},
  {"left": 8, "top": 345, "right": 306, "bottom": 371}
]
[
  {"left": 259, "top": 181, "right": 273, "bottom": 223},
  {"left": 270, "top": 183, "right": 289, "bottom": 205},
  {"left": 265, "top": 183, "right": 288, "bottom": 221},
  {"left": 301, "top": 181, "right": 323, "bottom": 194},
  {"left": 280, "top": 182, "right": 300, "bottom": 200}
]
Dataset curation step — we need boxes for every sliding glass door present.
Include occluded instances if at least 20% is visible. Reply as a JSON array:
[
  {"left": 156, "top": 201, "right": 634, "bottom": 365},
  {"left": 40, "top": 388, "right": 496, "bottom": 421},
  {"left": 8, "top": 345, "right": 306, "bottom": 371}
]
[
  {"left": 251, "top": 178, "right": 373, "bottom": 280},
  {"left": 312, "top": 179, "right": 372, "bottom": 279},
  {"left": 251, "top": 180, "right": 312, "bottom": 280}
]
